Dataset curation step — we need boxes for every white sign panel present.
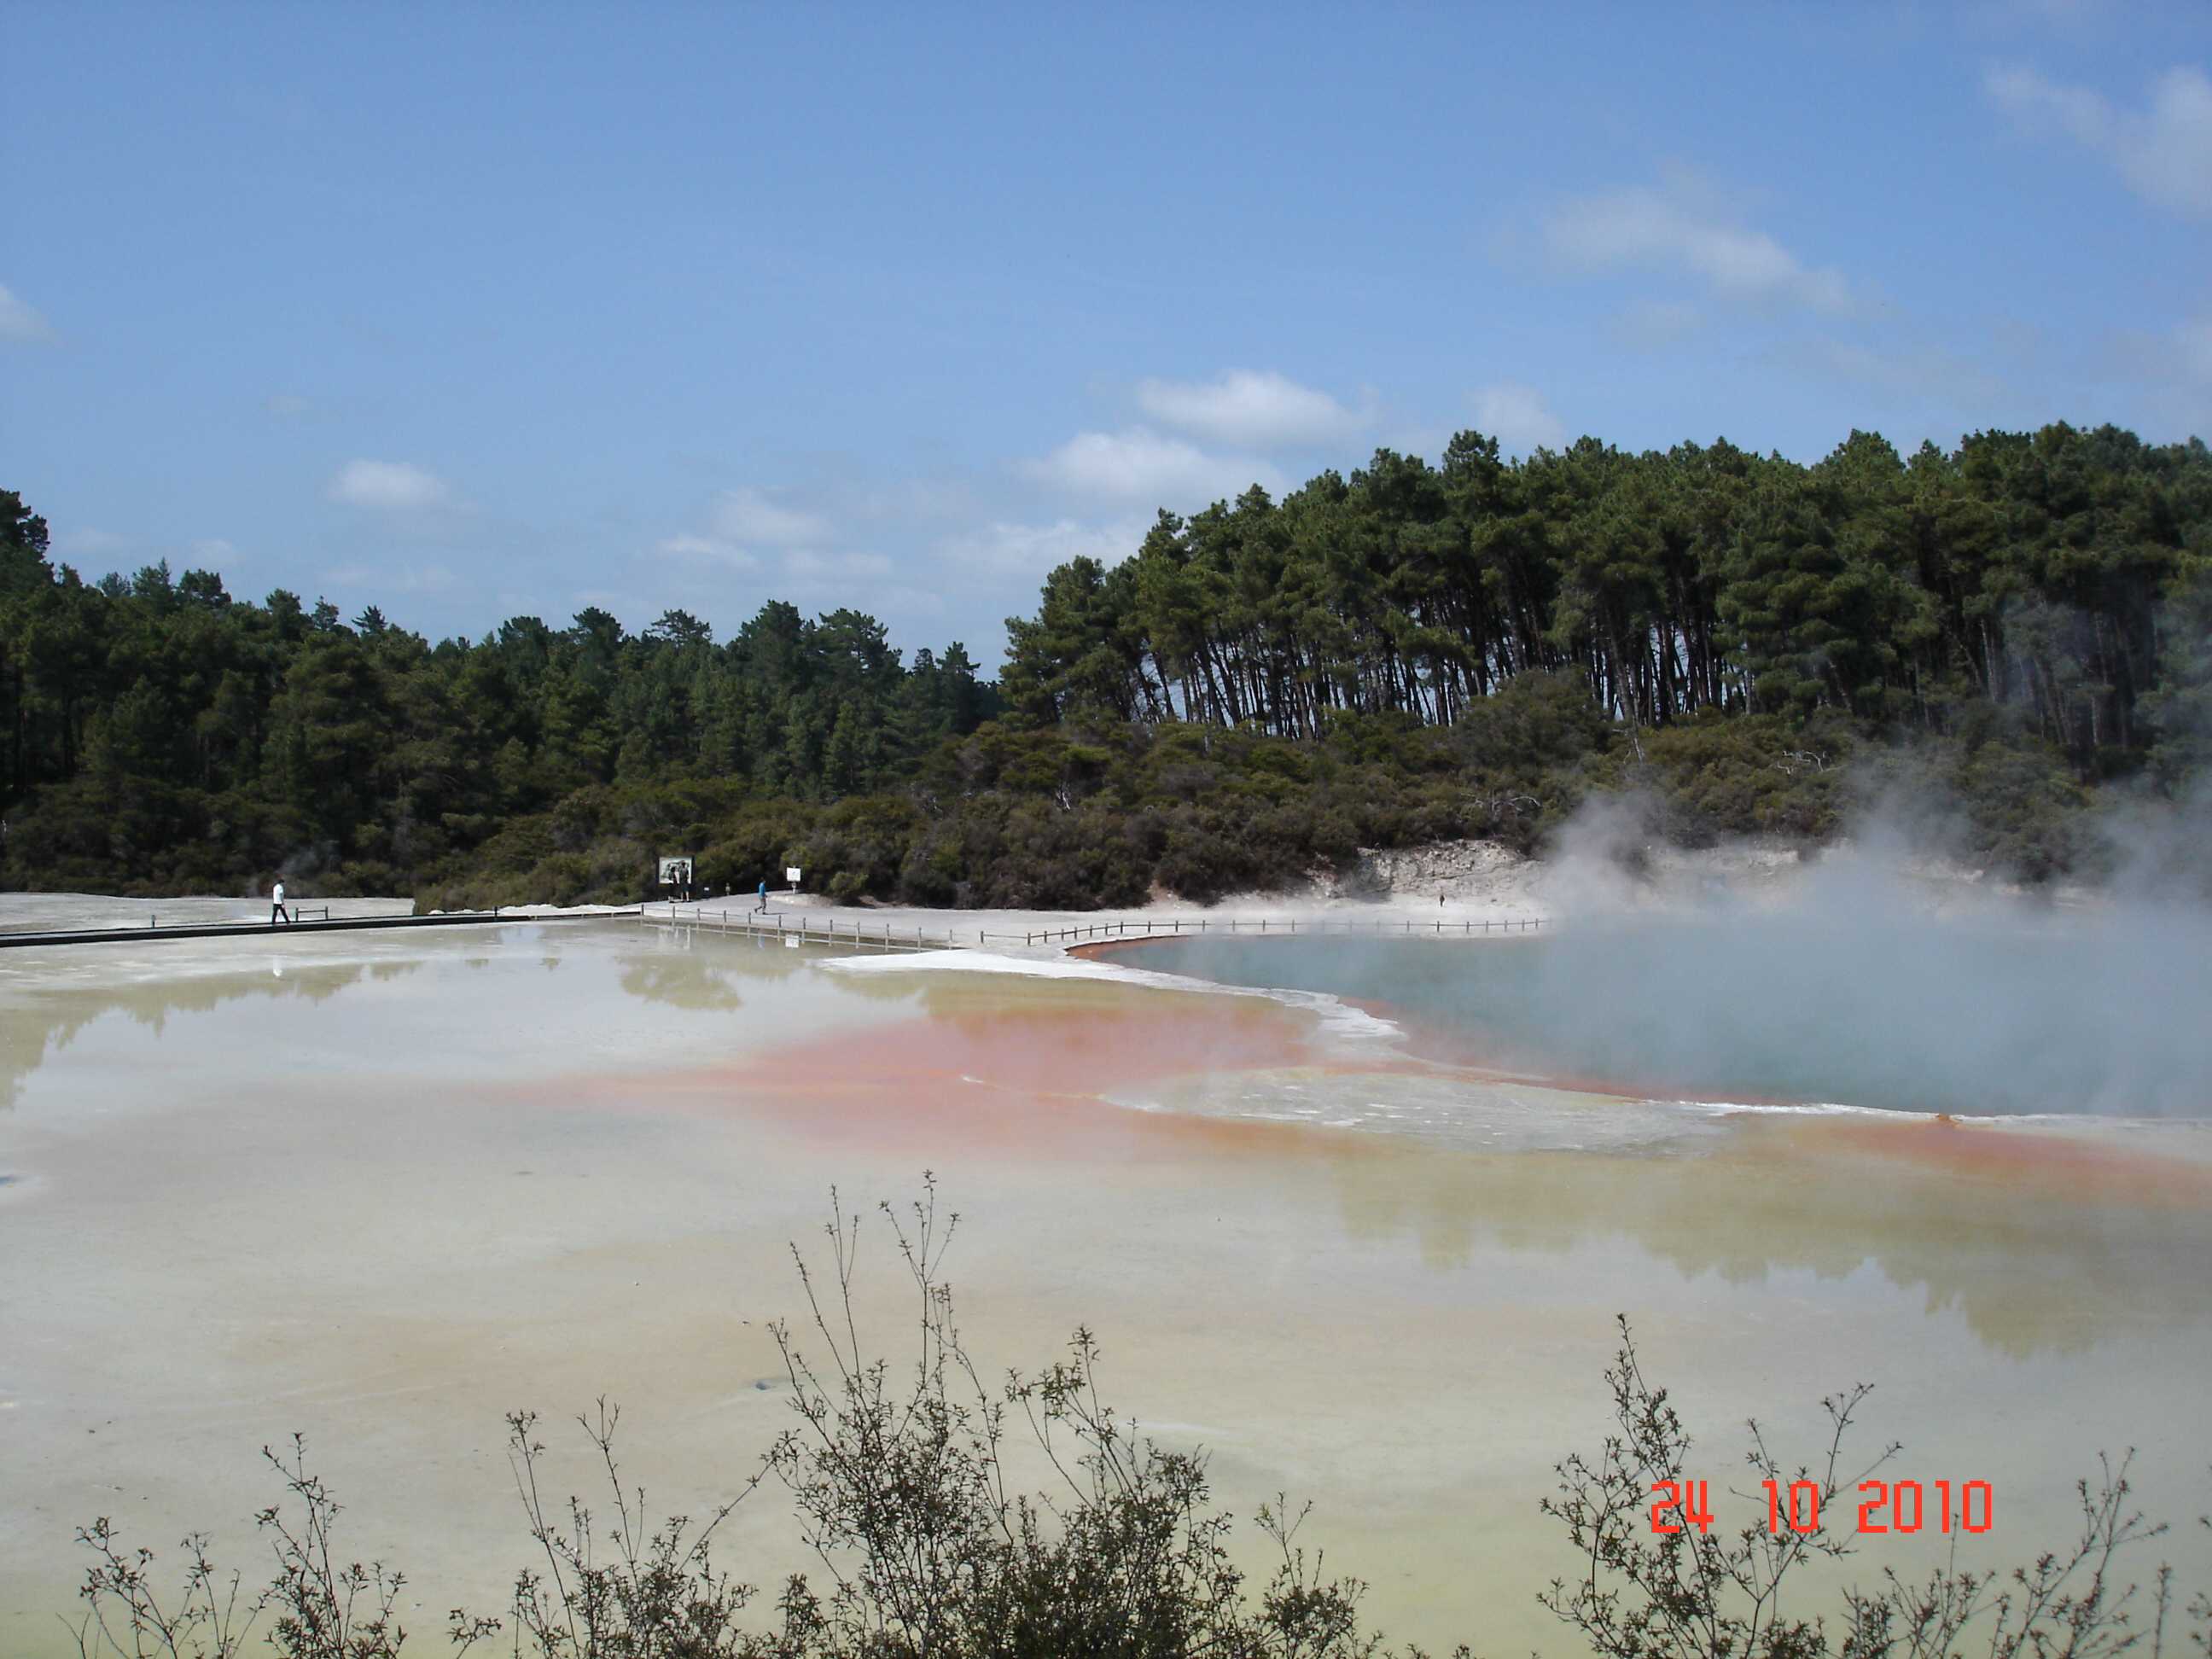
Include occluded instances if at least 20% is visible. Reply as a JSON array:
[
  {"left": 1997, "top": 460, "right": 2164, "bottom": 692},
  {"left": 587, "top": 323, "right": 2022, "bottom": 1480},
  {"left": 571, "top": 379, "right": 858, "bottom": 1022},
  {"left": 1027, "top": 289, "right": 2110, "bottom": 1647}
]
[{"left": 785, "top": 866, "right": 802, "bottom": 885}]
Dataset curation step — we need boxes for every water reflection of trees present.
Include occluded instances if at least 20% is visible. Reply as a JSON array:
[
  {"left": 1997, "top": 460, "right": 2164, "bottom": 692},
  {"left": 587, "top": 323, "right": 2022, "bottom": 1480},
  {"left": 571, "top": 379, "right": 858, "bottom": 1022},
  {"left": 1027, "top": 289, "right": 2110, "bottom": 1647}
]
[
  {"left": 0, "top": 927, "right": 828, "bottom": 1112},
  {"left": 689, "top": 959, "right": 2212, "bottom": 1361},
  {"left": 0, "top": 957, "right": 423, "bottom": 1110},
  {"left": 762, "top": 969, "right": 2212, "bottom": 1360},
  {"left": 1324, "top": 1133, "right": 2212, "bottom": 1359},
  {"left": 613, "top": 927, "right": 811, "bottom": 1011}
]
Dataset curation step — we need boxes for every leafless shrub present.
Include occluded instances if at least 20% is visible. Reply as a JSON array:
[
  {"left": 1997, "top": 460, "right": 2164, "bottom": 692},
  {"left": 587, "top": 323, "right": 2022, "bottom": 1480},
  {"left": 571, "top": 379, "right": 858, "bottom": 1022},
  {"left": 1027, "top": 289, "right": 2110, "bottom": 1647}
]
[
  {"left": 1542, "top": 1315, "right": 2209, "bottom": 1659},
  {"left": 67, "top": 1208, "right": 2207, "bottom": 1659},
  {"left": 71, "top": 1435, "right": 497, "bottom": 1659},
  {"left": 498, "top": 1400, "right": 762, "bottom": 1657}
]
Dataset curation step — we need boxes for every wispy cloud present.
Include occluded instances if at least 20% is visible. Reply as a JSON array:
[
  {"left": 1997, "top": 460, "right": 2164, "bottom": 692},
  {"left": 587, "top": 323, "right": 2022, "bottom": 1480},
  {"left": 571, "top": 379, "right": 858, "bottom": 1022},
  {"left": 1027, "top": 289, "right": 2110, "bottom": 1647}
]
[
  {"left": 708, "top": 486, "right": 831, "bottom": 547},
  {"left": 1023, "top": 427, "right": 1283, "bottom": 504},
  {"left": 324, "top": 562, "right": 457, "bottom": 593},
  {"left": 2108, "top": 316, "right": 2212, "bottom": 405},
  {"left": 1787, "top": 339, "right": 2013, "bottom": 406},
  {"left": 1471, "top": 382, "right": 1566, "bottom": 454},
  {"left": 328, "top": 459, "right": 451, "bottom": 510},
  {"left": 189, "top": 537, "right": 242, "bottom": 567},
  {"left": 940, "top": 516, "right": 1148, "bottom": 576},
  {"left": 655, "top": 532, "right": 758, "bottom": 568},
  {"left": 55, "top": 527, "right": 133, "bottom": 556},
  {"left": 1541, "top": 178, "right": 1852, "bottom": 313},
  {"left": 1134, "top": 370, "right": 1371, "bottom": 449},
  {"left": 652, "top": 486, "right": 832, "bottom": 568},
  {"left": 1971, "top": 0, "right": 2115, "bottom": 27},
  {"left": 845, "top": 477, "right": 977, "bottom": 526},
  {"left": 1985, "top": 62, "right": 2212, "bottom": 218},
  {"left": 775, "top": 550, "right": 942, "bottom": 616},
  {"left": 783, "top": 549, "right": 893, "bottom": 581},
  {"left": 1609, "top": 299, "right": 1704, "bottom": 350},
  {"left": 2179, "top": 318, "right": 2212, "bottom": 385},
  {"left": 0, "top": 282, "right": 55, "bottom": 343}
]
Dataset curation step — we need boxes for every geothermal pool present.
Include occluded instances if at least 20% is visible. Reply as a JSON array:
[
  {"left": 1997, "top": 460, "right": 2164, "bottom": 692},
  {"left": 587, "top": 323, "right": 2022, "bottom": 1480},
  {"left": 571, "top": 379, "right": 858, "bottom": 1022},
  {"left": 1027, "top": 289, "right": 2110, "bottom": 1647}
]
[
  {"left": 1114, "top": 910, "right": 2212, "bottom": 1118},
  {"left": 3, "top": 917, "right": 2210, "bottom": 1656}
]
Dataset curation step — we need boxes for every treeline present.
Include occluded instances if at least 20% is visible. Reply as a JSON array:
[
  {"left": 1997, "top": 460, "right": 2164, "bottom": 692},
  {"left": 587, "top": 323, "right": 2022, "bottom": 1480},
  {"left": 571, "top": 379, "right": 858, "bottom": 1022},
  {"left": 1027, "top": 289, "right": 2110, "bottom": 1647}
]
[
  {"left": 1004, "top": 424, "right": 2211, "bottom": 778},
  {"left": 0, "top": 488, "right": 998, "bottom": 896},
  {"left": 3, "top": 419, "right": 2207, "bottom": 908}
]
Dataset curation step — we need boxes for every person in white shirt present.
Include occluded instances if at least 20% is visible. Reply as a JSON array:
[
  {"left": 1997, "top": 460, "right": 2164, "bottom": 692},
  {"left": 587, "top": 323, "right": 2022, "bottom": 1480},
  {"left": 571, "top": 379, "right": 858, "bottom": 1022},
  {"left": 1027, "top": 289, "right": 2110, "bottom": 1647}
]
[{"left": 271, "top": 880, "right": 288, "bottom": 926}]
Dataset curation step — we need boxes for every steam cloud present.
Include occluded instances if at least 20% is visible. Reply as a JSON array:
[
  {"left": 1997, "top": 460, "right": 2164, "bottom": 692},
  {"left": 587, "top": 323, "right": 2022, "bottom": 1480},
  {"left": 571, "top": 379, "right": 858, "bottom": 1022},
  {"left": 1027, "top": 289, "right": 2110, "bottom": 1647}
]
[{"left": 1505, "top": 784, "right": 2212, "bottom": 1117}]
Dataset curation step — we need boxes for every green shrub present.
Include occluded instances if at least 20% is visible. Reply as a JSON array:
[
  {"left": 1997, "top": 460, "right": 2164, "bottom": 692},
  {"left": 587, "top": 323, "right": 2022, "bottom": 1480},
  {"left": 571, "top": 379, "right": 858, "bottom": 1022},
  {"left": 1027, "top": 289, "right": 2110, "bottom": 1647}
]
[{"left": 66, "top": 1194, "right": 2209, "bottom": 1659}]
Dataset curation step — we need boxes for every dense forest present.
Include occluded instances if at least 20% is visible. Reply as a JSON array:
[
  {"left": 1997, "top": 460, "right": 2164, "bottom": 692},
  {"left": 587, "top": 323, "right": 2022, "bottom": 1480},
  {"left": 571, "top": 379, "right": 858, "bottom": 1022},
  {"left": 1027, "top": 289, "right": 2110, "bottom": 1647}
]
[{"left": 3, "top": 419, "right": 2208, "bottom": 909}]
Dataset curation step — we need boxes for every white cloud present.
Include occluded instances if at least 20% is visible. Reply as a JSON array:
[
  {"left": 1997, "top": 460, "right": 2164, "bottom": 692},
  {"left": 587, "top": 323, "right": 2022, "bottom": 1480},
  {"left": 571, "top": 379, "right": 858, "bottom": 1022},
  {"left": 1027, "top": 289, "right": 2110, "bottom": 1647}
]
[
  {"left": 2179, "top": 318, "right": 2212, "bottom": 384},
  {"left": 1470, "top": 382, "right": 1566, "bottom": 454},
  {"left": 783, "top": 550, "right": 894, "bottom": 581},
  {"left": 650, "top": 532, "right": 894, "bottom": 588},
  {"left": 324, "top": 562, "right": 455, "bottom": 593},
  {"left": 55, "top": 527, "right": 133, "bottom": 556},
  {"left": 870, "top": 585, "right": 948, "bottom": 618},
  {"left": 0, "top": 283, "right": 54, "bottom": 343},
  {"left": 328, "top": 459, "right": 451, "bottom": 510},
  {"left": 2098, "top": 317, "right": 2212, "bottom": 413},
  {"left": 653, "top": 487, "right": 831, "bottom": 568},
  {"left": 708, "top": 486, "right": 831, "bottom": 547},
  {"left": 1986, "top": 62, "right": 2212, "bottom": 218},
  {"left": 189, "top": 538, "right": 242, "bottom": 566},
  {"left": 940, "top": 517, "right": 1148, "bottom": 575},
  {"left": 1970, "top": 0, "right": 2113, "bottom": 26},
  {"left": 846, "top": 477, "right": 977, "bottom": 525},
  {"left": 1793, "top": 340, "right": 2012, "bottom": 405},
  {"left": 1023, "top": 427, "right": 1284, "bottom": 504},
  {"left": 1542, "top": 182, "right": 1852, "bottom": 313},
  {"left": 1134, "top": 370, "right": 1371, "bottom": 448},
  {"left": 1609, "top": 299, "right": 1704, "bottom": 349},
  {"left": 655, "top": 532, "right": 758, "bottom": 568}
]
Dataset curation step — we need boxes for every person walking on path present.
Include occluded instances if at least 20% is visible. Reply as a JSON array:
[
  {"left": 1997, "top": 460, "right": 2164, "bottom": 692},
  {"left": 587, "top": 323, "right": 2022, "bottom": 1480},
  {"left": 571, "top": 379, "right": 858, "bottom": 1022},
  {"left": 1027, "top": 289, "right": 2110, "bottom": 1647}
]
[
  {"left": 271, "top": 880, "right": 289, "bottom": 927},
  {"left": 756, "top": 877, "right": 769, "bottom": 914}
]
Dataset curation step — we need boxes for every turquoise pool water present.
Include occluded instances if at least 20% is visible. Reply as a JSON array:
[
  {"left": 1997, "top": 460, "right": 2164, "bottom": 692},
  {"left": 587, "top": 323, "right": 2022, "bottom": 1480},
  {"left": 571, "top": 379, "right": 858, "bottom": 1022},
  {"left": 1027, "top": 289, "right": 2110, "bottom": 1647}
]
[{"left": 1119, "top": 911, "right": 2212, "bottom": 1118}]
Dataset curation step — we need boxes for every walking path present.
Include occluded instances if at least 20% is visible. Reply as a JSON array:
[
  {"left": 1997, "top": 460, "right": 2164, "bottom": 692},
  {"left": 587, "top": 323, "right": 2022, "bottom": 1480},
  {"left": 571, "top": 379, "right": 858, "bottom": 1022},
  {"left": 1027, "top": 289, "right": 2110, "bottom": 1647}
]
[
  {"left": 0, "top": 890, "right": 1549, "bottom": 956},
  {"left": 641, "top": 894, "right": 1548, "bottom": 959}
]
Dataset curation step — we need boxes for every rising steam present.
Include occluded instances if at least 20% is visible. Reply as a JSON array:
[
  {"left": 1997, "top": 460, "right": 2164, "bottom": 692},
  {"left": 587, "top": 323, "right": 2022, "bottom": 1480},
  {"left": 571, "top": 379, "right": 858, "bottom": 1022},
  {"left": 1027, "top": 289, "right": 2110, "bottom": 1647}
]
[{"left": 1510, "top": 784, "right": 2212, "bottom": 1116}]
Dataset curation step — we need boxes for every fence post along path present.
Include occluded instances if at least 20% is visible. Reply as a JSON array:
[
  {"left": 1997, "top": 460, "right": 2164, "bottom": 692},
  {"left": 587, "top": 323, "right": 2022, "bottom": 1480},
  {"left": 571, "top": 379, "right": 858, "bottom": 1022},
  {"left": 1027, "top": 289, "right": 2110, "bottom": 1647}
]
[{"left": 642, "top": 905, "right": 1545, "bottom": 954}]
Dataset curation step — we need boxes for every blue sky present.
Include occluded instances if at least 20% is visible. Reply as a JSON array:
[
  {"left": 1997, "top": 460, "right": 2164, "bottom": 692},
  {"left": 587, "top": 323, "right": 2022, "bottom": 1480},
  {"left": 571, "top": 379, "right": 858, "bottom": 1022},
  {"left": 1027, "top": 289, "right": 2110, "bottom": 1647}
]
[{"left": 5, "top": 1, "right": 2209, "bottom": 663}]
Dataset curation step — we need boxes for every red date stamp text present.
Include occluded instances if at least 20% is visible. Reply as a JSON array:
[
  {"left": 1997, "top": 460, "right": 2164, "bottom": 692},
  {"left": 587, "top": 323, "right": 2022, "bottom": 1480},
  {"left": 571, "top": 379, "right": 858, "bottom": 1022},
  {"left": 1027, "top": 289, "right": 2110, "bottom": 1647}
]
[{"left": 1650, "top": 1479, "right": 1994, "bottom": 1536}]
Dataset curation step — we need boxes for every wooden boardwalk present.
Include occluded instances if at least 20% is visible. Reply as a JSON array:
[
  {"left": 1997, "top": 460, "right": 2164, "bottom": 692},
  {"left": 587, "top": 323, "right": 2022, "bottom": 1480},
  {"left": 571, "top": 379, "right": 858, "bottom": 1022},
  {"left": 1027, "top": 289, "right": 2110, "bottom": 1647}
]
[
  {"left": 1, "top": 901, "right": 1545, "bottom": 954},
  {"left": 646, "top": 907, "right": 998, "bottom": 952},
  {"left": 647, "top": 905, "right": 1545, "bottom": 952},
  {"left": 0, "top": 908, "right": 620, "bottom": 951}
]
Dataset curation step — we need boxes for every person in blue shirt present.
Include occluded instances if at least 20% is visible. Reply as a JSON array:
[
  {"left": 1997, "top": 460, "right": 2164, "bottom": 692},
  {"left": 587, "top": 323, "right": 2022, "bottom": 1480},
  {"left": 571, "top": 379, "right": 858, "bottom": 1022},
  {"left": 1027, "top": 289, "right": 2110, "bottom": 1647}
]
[{"left": 756, "top": 877, "right": 769, "bottom": 914}]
